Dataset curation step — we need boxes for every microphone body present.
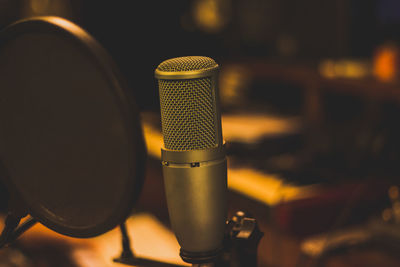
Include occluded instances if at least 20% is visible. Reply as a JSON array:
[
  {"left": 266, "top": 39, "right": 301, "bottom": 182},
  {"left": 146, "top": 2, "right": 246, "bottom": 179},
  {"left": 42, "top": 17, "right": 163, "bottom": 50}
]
[{"left": 155, "top": 56, "right": 227, "bottom": 263}]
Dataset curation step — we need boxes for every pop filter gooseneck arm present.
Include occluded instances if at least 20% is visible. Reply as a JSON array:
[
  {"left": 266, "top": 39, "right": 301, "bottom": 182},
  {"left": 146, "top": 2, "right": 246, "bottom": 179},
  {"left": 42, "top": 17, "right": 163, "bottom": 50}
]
[
  {"left": 0, "top": 216, "right": 38, "bottom": 249},
  {"left": 0, "top": 203, "right": 38, "bottom": 249},
  {"left": 0, "top": 182, "right": 37, "bottom": 249},
  {"left": 6, "top": 217, "right": 38, "bottom": 247},
  {"left": 0, "top": 213, "right": 21, "bottom": 248}
]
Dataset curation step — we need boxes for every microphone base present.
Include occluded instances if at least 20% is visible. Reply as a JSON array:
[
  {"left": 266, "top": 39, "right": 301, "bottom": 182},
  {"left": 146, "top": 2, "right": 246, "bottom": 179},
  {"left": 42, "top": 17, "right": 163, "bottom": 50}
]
[
  {"left": 179, "top": 211, "right": 264, "bottom": 267},
  {"left": 180, "top": 247, "right": 223, "bottom": 264},
  {"left": 113, "top": 212, "right": 263, "bottom": 267},
  {"left": 113, "top": 257, "right": 182, "bottom": 267}
]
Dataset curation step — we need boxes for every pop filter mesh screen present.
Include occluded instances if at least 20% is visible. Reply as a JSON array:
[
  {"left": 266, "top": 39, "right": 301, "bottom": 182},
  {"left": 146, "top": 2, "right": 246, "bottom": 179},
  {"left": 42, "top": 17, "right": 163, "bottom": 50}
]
[{"left": 0, "top": 18, "right": 144, "bottom": 237}]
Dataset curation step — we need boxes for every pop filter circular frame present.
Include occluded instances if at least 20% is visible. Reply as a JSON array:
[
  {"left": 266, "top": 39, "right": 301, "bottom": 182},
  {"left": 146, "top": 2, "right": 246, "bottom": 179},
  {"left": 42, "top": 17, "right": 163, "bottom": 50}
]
[{"left": 0, "top": 17, "right": 146, "bottom": 238}]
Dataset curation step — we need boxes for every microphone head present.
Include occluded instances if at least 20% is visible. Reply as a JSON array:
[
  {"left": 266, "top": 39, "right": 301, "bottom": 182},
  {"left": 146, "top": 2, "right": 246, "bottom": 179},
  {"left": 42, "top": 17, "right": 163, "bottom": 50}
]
[
  {"left": 156, "top": 56, "right": 217, "bottom": 72},
  {"left": 155, "top": 56, "right": 222, "bottom": 151}
]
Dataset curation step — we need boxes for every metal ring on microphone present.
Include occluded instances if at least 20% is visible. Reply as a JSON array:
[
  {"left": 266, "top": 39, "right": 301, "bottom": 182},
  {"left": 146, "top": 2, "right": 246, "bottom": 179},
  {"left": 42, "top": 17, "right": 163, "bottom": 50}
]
[
  {"left": 155, "top": 65, "right": 219, "bottom": 80},
  {"left": 161, "top": 145, "right": 226, "bottom": 163}
]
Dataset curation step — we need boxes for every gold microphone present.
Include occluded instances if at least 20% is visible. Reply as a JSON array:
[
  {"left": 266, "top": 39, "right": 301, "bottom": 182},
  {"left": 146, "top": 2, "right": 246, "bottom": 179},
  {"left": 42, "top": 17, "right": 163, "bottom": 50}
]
[{"left": 155, "top": 56, "right": 227, "bottom": 264}]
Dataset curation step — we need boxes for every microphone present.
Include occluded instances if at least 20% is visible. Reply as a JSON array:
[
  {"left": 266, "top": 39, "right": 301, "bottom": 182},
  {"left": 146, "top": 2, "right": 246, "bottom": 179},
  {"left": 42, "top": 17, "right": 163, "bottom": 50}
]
[{"left": 155, "top": 56, "right": 227, "bottom": 264}]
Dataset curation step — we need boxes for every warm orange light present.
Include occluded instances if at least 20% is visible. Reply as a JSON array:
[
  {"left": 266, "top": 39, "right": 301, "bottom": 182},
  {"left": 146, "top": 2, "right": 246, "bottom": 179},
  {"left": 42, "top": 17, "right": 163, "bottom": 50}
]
[
  {"left": 389, "top": 186, "right": 399, "bottom": 200},
  {"left": 301, "top": 229, "right": 369, "bottom": 257},
  {"left": 373, "top": 45, "right": 398, "bottom": 82},
  {"left": 227, "top": 168, "right": 315, "bottom": 205},
  {"left": 221, "top": 113, "right": 301, "bottom": 144},
  {"left": 192, "top": 0, "right": 231, "bottom": 33},
  {"left": 319, "top": 59, "right": 370, "bottom": 79},
  {"left": 219, "top": 65, "right": 250, "bottom": 108},
  {"left": 21, "top": 0, "right": 74, "bottom": 19},
  {"left": 382, "top": 208, "right": 393, "bottom": 222}
]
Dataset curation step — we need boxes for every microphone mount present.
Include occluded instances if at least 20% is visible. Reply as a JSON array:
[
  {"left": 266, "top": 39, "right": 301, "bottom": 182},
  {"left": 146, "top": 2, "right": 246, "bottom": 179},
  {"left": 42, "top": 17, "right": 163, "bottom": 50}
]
[{"left": 221, "top": 211, "right": 264, "bottom": 267}]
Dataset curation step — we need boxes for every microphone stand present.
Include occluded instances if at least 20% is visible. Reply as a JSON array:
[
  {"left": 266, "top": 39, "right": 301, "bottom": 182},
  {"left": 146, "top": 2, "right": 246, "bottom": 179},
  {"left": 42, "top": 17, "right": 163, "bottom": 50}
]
[
  {"left": 114, "top": 211, "right": 263, "bottom": 267},
  {"left": 114, "top": 222, "right": 181, "bottom": 267}
]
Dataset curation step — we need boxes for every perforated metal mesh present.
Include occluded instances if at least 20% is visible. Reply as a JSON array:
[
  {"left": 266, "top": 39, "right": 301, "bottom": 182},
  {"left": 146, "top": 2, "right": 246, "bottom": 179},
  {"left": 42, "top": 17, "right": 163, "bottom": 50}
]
[
  {"left": 158, "top": 77, "right": 217, "bottom": 151},
  {"left": 157, "top": 56, "right": 217, "bottom": 72}
]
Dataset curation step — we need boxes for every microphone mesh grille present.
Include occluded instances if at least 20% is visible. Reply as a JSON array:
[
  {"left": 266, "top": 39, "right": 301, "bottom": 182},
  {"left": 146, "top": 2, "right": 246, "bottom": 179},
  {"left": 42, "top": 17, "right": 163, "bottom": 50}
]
[
  {"left": 157, "top": 56, "right": 217, "bottom": 72},
  {"left": 158, "top": 77, "right": 217, "bottom": 151}
]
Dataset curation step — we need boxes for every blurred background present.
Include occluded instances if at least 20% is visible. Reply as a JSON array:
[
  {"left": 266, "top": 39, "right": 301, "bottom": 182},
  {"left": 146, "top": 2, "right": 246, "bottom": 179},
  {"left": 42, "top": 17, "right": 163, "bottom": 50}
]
[{"left": 2, "top": 0, "right": 400, "bottom": 266}]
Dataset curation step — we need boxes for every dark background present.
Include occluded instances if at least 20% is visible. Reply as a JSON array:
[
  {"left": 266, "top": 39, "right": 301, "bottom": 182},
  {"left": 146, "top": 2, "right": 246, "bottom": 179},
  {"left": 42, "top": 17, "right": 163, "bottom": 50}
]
[{"left": 1, "top": 0, "right": 399, "bottom": 111}]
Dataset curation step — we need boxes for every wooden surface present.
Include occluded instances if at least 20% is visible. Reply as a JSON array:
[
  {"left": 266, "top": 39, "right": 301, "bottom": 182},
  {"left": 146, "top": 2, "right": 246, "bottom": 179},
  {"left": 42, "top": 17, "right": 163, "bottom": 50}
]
[{"left": 0, "top": 213, "right": 188, "bottom": 267}]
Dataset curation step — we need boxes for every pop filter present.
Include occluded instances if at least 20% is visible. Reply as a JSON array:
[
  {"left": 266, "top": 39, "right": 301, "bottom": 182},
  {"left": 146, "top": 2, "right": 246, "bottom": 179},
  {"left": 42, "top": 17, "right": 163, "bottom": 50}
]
[{"left": 0, "top": 17, "right": 145, "bottom": 238}]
